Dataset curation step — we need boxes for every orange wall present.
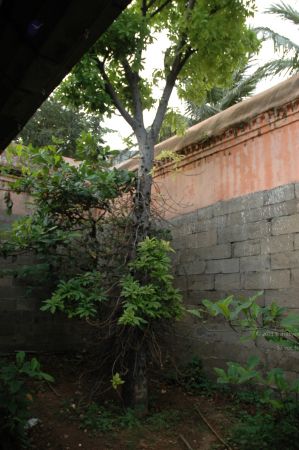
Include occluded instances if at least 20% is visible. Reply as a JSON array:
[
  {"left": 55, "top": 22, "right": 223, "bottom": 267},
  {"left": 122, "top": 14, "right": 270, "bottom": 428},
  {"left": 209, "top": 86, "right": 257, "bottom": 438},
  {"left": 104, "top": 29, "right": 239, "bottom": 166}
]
[{"left": 154, "top": 103, "right": 299, "bottom": 218}]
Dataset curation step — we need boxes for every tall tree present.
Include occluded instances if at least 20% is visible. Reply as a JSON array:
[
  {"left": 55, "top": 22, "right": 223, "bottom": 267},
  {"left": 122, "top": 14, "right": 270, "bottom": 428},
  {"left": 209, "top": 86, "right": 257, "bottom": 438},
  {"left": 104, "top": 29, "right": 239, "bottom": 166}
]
[
  {"left": 256, "top": 2, "right": 299, "bottom": 76},
  {"left": 17, "top": 97, "right": 107, "bottom": 159},
  {"left": 58, "top": 0, "right": 258, "bottom": 239},
  {"left": 54, "top": 0, "right": 258, "bottom": 411}
]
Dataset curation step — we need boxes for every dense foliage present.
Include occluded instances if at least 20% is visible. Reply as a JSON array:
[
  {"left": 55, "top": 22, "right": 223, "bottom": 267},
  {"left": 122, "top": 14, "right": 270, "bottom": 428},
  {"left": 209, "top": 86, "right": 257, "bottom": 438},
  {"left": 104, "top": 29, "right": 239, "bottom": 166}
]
[
  {"left": 0, "top": 352, "right": 53, "bottom": 448},
  {"left": 1, "top": 145, "right": 183, "bottom": 413},
  {"left": 17, "top": 97, "right": 107, "bottom": 159},
  {"left": 200, "top": 292, "right": 299, "bottom": 449},
  {"left": 58, "top": 0, "right": 259, "bottom": 238}
]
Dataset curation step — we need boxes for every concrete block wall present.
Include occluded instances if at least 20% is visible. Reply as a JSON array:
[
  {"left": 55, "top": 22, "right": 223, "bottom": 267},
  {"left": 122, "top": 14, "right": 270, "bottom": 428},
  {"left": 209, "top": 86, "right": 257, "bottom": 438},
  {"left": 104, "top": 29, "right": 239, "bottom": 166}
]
[
  {"left": 170, "top": 182, "right": 299, "bottom": 373},
  {"left": 0, "top": 179, "right": 91, "bottom": 352}
]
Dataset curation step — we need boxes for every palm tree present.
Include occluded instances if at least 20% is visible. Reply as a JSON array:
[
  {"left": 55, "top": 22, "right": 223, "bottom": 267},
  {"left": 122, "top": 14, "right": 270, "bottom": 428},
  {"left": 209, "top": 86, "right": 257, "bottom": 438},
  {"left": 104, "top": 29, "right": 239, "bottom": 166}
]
[
  {"left": 256, "top": 2, "right": 299, "bottom": 77},
  {"left": 185, "top": 61, "right": 267, "bottom": 124}
]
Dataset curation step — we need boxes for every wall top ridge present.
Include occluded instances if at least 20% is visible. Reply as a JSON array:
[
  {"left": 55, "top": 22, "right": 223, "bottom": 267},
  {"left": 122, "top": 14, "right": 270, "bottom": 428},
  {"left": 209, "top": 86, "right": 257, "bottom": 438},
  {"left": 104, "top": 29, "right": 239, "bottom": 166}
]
[{"left": 117, "top": 74, "right": 299, "bottom": 172}]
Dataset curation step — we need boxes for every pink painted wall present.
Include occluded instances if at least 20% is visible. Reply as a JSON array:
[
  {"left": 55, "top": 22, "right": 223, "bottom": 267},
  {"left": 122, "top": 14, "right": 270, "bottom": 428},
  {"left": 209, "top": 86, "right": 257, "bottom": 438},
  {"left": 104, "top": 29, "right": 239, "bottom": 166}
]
[{"left": 154, "top": 102, "right": 299, "bottom": 217}]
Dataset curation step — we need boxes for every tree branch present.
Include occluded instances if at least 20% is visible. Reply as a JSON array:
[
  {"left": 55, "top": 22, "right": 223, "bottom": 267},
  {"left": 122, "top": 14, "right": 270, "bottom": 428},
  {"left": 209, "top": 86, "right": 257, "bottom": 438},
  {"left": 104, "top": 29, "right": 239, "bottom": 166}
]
[
  {"left": 95, "top": 58, "right": 137, "bottom": 130},
  {"left": 121, "top": 58, "right": 144, "bottom": 128},
  {"left": 142, "top": 0, "right": 147, "bottom": 16},
  {"left": 151, "top": 46, "right": 194, "bottom": 141},
  {"left": 147, "top": 0, "right": 159, "bottom": 9},
  {"left": 151, "top": 0, "right": 196, "bottom": 140},
  {"left": 150, "top": 0, "right": 172, "bottom": 18}
]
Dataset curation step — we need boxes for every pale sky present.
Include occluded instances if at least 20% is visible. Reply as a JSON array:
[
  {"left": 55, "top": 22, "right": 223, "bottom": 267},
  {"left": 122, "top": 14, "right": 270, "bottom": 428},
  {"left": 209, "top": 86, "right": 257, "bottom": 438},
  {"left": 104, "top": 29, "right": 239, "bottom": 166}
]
[{"left": 105, "top": 0, "right": 299, "bottom": 150}]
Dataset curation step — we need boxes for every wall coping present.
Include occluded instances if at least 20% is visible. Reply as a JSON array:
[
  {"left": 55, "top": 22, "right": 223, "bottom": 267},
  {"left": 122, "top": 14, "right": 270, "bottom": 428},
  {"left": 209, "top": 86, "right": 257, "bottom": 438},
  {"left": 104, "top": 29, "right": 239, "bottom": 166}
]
[{"left": 117, "top": 74, "right": 299, "bottom": 172}]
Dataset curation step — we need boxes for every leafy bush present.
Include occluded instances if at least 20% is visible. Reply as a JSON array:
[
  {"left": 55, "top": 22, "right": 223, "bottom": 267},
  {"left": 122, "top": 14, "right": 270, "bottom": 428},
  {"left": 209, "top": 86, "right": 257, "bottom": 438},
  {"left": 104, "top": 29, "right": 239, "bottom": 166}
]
[
  {"left": 118, "top": 237, "right": 183, "bottom": 328},
  {"left": 79, "top": 401, "right": 180, "bottom": 434},
  {"left": 1, "top": 145, "right": 183, "bottom": 411},
  {"left": 202, "top": 292, "right": 299, "bottom": 449},
  {"left": 145, "top": 409, "right": 181, "bottom": 430},
  {"left": 178, "top": 357, "right": 215, "bottom": 394},
  {"left": 0, "top": 352, "right": 53, "bottom": 447},
  {"left": 231, "top": 408, "right": 299, "bottom": 450}
]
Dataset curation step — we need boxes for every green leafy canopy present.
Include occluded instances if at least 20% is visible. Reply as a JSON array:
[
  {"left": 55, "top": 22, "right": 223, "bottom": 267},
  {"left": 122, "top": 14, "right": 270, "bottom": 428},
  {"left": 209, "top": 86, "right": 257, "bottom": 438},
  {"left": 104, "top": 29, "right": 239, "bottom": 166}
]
[{"left": 58, "top": 0, "right": 259, "bottom": 123}]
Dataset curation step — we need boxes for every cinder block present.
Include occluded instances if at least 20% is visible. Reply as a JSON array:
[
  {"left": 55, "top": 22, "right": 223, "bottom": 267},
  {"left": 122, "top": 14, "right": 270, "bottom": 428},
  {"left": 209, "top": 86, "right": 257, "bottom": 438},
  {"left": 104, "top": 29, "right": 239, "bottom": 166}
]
[
  {"left": 173, "top": 276, "right": 188, "bottom": 291},
  {"left": 0, "top": 312, "right": 15, "bottom": 335},
  {"left": 246, "top": 200, "right": 299, "bottom": 223},
  {"left": 272, "top": 214, "right": 299, "bottom": 235},
  {"left": 0, "top": 298, "right": 16, "bottom": 311},
  {"left": 271, "top": 251, "right": 299, "bottom": 269},
  {"left": 197, "top": 205, "right": 214, "bottom": 221},
  {"left": 206, "top": 258, "right": 239, "bottom": 274},
  {"left": 294, "top": 234, "right": 299, "bottom": 250},
  {"left": 215, "top": 273, "right": 241, "bottom": 290},
  {"left": 219, "top": 221, "right": 271, "bottom": 244},
  {"left": 261, "top": 234, "right": 294, "bottom": 254},
  {"left": 179, "top": 248, "right": 199, "bottom": 263},
  {"left": 178, "top": 260, "right": 206, "bottom": 275},
  {"left": 16, "top": 297, "right": 39, "bottom": 311},
  {"left": 186, "top": 218, "right": 215, "bottom": 234},
  {"left": 0, "top": 276, "right": 13, "bottom": 287},
  {"left": 225, "top": 211, "right": 246, "bottom": 227},
  {"left": 197, "top": 244, "right": 232, "bottom": 260},
  {"left": 188, "top": 274, "right": 215, "bottom": 290},
  {"left": 172, "top": 237, "right": 188, "bottom": 250},
  {"left": 233, "top": 240, "right": 260, "bottom": 257},
  {"left": 242, "top": 270, "right": 290, "bottom": 289},
  {"left": 265, "top": 288, "right": 299, "bottom": 308},
  {"left": 186, "top": 290, "right": 228, "bottom": 305},
  {"left": 240, "top": 255, "right": 270, "bottom": 272},
  {"left": 264, "top": 184, "right": 295, "bottom": 205},
  {"left": 0, "top": 286, "right": 27, "bottom": 300},
  {"left": 211, "top": 214, "right": 227, "bottom": 228},
  {"left": 187, "top": 230, "right": 217, "bottom": 249},
  {"left": 213, "top": 191, "right": 264, "bottom": 216},
  {"left": 291, "top": 269, "right": 299, "bottom": 287},
  {"left": 295, "top": 183, "right": 299, "bottom": 199}
]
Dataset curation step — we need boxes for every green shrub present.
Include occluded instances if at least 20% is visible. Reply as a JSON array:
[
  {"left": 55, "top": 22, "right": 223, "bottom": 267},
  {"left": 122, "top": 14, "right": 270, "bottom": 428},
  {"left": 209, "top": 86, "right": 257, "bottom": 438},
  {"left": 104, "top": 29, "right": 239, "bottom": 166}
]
[
  {"left": 0, "top": 352, "right": 53, "bottom": 447},
  {"left": 231, "top": 406, "right": 299, "bottom": 450}
]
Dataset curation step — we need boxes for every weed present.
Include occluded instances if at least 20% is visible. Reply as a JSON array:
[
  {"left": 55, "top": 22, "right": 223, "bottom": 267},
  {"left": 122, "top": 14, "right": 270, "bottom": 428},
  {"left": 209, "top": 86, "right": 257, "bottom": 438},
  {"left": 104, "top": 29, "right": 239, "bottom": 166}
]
[
  {"left": 81, "top": 403, "right": 117, "bottom": 432},
  {"left": 0, "top": 352, "right": 53, "bottom": 448},
  {"left": 230, "top": 405, "right": 299, "bottom": 450},
  {"left": 77, "top": 401, "right": 181, "bottom": 435},
  {"left": 145, "top": 409, "right": 181, "bottom": 430},
  {"left": 178, "top": 357, "right": 216, "bottom": 395}
]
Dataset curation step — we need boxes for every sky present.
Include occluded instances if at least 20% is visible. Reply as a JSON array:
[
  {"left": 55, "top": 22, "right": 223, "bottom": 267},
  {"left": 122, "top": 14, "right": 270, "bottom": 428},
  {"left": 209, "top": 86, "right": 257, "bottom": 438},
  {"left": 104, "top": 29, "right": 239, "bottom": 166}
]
[{"left": 104, "top": 0, "right": 299, "bottom": 150}]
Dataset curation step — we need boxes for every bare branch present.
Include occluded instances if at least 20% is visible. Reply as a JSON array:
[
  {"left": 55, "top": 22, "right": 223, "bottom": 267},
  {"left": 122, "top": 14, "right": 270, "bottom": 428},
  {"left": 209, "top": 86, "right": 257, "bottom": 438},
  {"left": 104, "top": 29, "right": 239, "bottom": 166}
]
[
  {"left": 150, "top": 0, "right": 172, "bottom": 18},
  {"left": 147, "top": 0, "right": 159, "bottom": 9},
  {"left": 151, "top": 46, "right": 194, "bottom": 140},
  {"left": 142, "top": 0, "right": 147, "bottom": 16},
  {"left": 121, "top": 58, "right": 144, "bottom": 128},
  {"left": 151, "top": 0, "right": 196, "bottom": 139},
  {"left": 95, "top": 58, "right": 137, "bottom": 130}
]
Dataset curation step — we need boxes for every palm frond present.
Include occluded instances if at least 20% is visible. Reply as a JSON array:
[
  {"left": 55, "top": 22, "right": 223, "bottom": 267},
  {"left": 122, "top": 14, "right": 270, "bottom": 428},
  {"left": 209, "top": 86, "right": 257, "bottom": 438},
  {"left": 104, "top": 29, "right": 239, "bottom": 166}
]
[
  {"left": 255, "top": 26, "right": 299, "bottom": 54},
  {"left": 185, "top": 59, "right": 265, "bottom": 124},
  {"left": 257, "top": 57, "right": 299, "bottom": 77},
  {"left": 185, "top": 101, "right": 220, "bottom": 123},
  {"left": 219, "top": 67, "right": 267, "bottom": 110},
  {"left": 266, "top": 1, "right": 299, "bottom": 25}
]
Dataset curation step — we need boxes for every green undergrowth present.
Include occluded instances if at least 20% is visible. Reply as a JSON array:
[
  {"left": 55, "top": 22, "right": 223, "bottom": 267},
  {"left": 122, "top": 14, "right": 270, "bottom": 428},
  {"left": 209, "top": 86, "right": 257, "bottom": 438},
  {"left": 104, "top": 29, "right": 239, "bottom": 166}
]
[
  {"left": 60, "top": 398, "right": 182, "bottom": 435},
  {"left": 230, "top": 405, "right": 299, "bottom": 450}
]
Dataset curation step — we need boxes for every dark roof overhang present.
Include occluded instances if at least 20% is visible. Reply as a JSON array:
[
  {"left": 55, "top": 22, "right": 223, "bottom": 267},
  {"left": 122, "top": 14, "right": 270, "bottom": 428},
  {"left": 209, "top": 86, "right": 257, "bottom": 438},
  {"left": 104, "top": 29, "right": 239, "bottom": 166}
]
[{"left": 0, "top": 0, "right": 131, "bottom": 151}]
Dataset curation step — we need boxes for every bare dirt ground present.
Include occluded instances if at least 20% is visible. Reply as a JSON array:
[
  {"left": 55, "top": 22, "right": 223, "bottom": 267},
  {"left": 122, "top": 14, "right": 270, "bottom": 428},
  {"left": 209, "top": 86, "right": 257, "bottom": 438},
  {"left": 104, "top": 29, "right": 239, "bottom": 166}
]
[{"left": 28, "top": 356, "right": 236, "bottom": 450}]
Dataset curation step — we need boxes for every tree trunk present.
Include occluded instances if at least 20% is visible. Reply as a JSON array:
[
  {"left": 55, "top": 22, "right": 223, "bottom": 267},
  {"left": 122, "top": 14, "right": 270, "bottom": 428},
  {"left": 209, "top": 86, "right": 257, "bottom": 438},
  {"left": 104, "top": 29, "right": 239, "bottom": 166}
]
[
  {"left": 123, "top": 343, "right": 148, "bottom": 417},
  {"left": 123, "top": 129, "right": 155, "bottom": 415},
  {"left": 134, "top": 129, "right": 155, "bottom": 239}
]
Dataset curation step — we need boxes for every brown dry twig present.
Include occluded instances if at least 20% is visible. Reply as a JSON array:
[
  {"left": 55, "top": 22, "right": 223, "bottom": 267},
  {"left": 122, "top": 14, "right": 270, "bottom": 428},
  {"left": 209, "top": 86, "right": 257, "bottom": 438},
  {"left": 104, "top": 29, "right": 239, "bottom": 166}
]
[
  {"left": 194, "top": 406, "right": 233, "bottom": 450},
  {"left": 179, "top": 434, "right": 195, "bottom": 450}
]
